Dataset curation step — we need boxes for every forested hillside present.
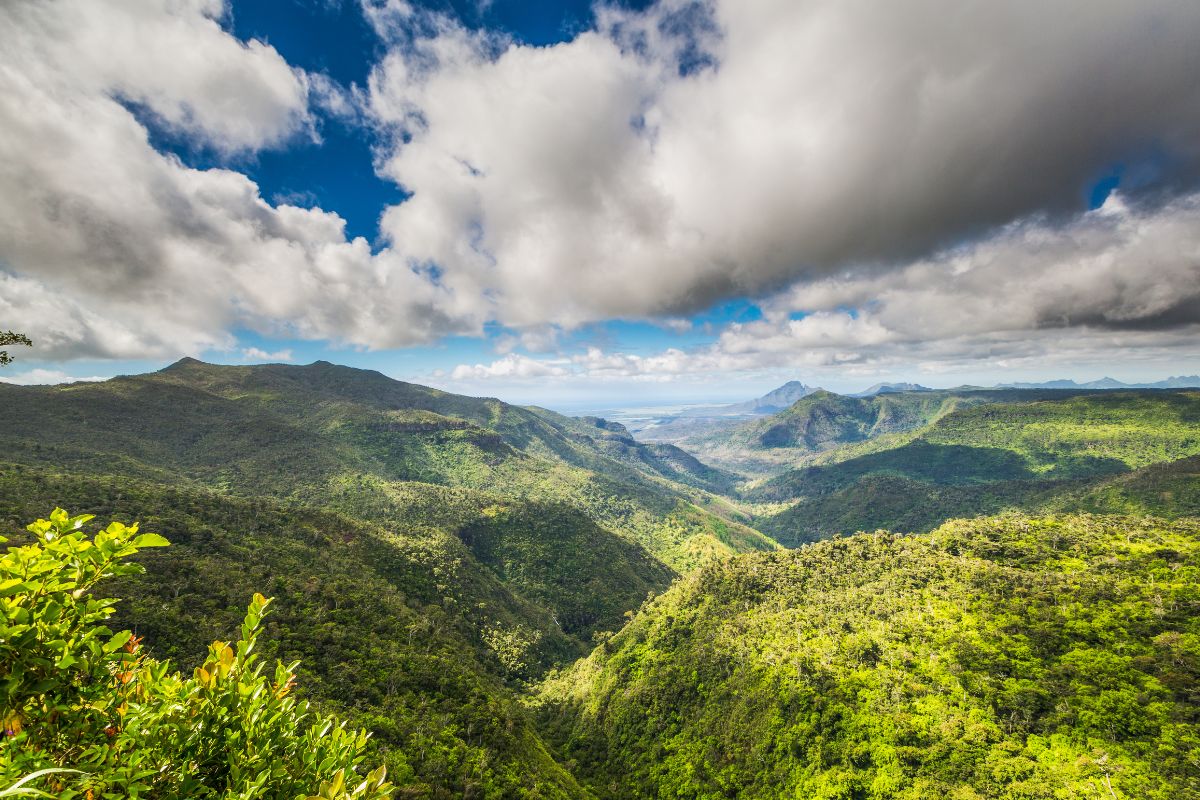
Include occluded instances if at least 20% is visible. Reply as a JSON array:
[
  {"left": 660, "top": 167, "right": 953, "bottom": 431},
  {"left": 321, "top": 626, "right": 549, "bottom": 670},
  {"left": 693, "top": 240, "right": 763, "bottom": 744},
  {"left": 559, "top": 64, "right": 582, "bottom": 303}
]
[
  {"left": 740, "top": 390, "right": 1200, "bottom": 544},
  {"left": 673, "top": 388, "right": 1070, "bottom": 475},
  {"left": 0, "top": 359, "right": 772, "bottom": 570},
  {"left": 0, "top": 360, "right": 771, "bottom": 797},
  {"left": 540, "top": 515, "right": 1200, "bottom": 799},
  {"left": 2, "top": 509, "right": 396, "bottom": 799},
  {"left": 0, "top": 471, "right": 591, "bottom": 796},
  {"left": 4, "top": 364, "right": 1200, "bottom": 799}
]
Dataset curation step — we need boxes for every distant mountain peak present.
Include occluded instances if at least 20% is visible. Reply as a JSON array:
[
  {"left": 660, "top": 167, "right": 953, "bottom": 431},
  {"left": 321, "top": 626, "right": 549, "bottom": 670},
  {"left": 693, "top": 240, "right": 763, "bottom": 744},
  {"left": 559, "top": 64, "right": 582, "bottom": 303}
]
[
  {"left": 750, "top": 381, "right": 819, "bottom": 410},
  {"left": 851, "top": 382, "right": 933, "bottom": 397},
  {"left": 160, "top": 356, "right": 207, "bottom": 372},
  {"left": 996, "top": 376, "right": 1200, "bottom": 390},
  {"left": 672, "top": 380, "right": 821, "bottom": 418}
]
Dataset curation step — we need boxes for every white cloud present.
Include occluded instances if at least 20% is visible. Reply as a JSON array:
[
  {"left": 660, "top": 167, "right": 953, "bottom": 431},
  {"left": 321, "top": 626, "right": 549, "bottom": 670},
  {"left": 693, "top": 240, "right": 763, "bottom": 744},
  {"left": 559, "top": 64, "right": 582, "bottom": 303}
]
[
  {"left": 450, "top": 353, "right": 570, "bottom": 380},
  {"left": 765, "top": 191, "right": 1200, "bottom": 341},
  {"left": 9, "top": 0, "right": 312, "bottom": 154},
  {"left": 492, "top": 326, "right": 562, "bottom": 355},
  {"left": 446, "top": 193, "right": 1200, "bottom": 383},
  {"left": 0, "top": 369, "right": 109, "bottom": 386},
  {"left": 5, "top": 0, "right": 1200, "bottom": 377},
  {"left": 367, "top": 0, "right": 1200, "bottom": 329},
  {"left": 242, "top": 347, "right": 294, "bottom": 362},
  {"left": 0, "top": 0, "right": 480, "bottom": 361},
  {"left": 660, "top": 318, "right": 694, "bottom": 334}
]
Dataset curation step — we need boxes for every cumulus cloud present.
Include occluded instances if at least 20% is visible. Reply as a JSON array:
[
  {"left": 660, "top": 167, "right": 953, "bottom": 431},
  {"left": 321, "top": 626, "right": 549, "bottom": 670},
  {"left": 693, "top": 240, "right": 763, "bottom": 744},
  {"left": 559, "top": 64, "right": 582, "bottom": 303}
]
[
  {"left": 10, "top": 0, "right": 313, "bottom": 154},
  {"left": 242, "top": 347, "right": 294, "bottom": 362},
  {"left": 5, "top": 0, "right": 1200, "bottom": 374},
  {"left": 0, "top": 0, "right": 477, "bottom": 361},
  {"left": 761, "top": 191, "right": 1200, "bottom": 342},
  {"left": 367, "top": 0, "right": 1200, "bottom": 328},
  {"left": 450, "top": 353, "right": 570, "bottom": 380},
  {"left": 492, "top": 326, "right": 562, "bottom": 355},
  {"left": 447, "top": 193, "right": 1200, "bottom": 382},
  {"left": 0, "top": 369, "right": 108, "bottom": 386}
]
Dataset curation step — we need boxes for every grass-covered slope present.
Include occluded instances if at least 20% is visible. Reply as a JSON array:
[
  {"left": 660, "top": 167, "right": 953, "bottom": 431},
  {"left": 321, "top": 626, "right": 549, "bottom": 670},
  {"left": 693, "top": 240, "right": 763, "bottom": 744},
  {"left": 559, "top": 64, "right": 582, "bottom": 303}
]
[
  {"left": 683, "top": 388, "right": 1200, "bottom": 478},
  {"left": 680, "top": 389, "right": 1031, "bottom": 474},
  {"left": 919, "top": 391, "right": 1200, "bottom": 474},
  {"left": 0, "top": 359, "right": 774, "bottom": 571},
  {"left": 539, "top": 515, "right": 1200, "bottom": 800},
  {"left": 748, "top": 391, "right": 1200, "bottom": 544}
]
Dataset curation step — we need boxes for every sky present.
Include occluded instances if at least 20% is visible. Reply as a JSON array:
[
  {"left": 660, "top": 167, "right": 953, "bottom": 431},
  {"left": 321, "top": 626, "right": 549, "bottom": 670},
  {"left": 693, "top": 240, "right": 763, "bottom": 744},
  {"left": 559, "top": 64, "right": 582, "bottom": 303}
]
[{"left": 2, "top": 0, "right": 1200, "bottom": 408}]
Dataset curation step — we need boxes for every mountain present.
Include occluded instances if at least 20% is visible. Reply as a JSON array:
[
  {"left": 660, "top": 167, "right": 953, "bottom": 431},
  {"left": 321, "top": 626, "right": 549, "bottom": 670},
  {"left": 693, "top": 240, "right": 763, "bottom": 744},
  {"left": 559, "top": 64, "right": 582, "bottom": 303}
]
[
  {"left": 679, "top": 380, "right": 821, "bottom": 416},
  {"left": 6, "top": 359, "right": 1200, "bottom": 798},
  {"left": 628, "top": 379, "right": 1198, "bottom": 452},
  {"left": 673, "top": 386, "right": 1200, "bottom": 478},
  {"left": 850, "top": 381, "right": 934, "bottom": 396},
  {"left": 745, "top": 389, "right": 1200, "bottom": 544},
  {"left": 998, "top": 375, "right": 1200, "bottom": 390},
  {"left": 1, "top": 466, "right": 592, "bottom": 796},
  {"left": 1156, "top": 375, "right": 1200, "bottom": 388},
  {"left": 624, "top": 381, "right": 821, "bottom": 445},
  {"left": 538, "top": 514, "right": 1200, "bottom": 800},
  {"left": 0, "top": 359, "right": 776, "bottom": 796},
  {"left": 0, "top": 359, "right": 772, "bottom": 570},
  {"left": 678, "top": 389, "right": 1013, "bottom": 474}
]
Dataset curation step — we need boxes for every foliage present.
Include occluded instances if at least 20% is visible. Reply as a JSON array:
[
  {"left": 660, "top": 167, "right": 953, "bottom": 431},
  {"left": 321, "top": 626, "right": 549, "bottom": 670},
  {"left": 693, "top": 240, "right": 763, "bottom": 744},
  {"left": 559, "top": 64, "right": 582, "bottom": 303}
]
[
  {"left": 539, "top": 515, "right": 1200, "bottom": 799},
  {"left": 684, "top": 389, "right": 1033, "bottom": 474},
  {"left": 1, "top": 509, "right": 393, "bottom": 799},
  {"left": 0, "top": 359, "right": 769, "bottom": 570},
  {"left": 0, "top": 470, "right": 589, "bottom": 799},
  {"left": 3, "top": 362, "right": 1199, "bottom": 798},
  {"left": 685, "top": 388, "right": 1200, "bottom": 480},
  {"left": 1043, "top": 455, "right": 1200, "bottom": 518},
  {"left": 920, "top": 391, "right": 1200, "bottom": 474},
  {"left": 0, "top": 331, "right": 31, "bottom": 368},
  {"left": 749, "top": 391, "right": 1200, "bottom": 543}
]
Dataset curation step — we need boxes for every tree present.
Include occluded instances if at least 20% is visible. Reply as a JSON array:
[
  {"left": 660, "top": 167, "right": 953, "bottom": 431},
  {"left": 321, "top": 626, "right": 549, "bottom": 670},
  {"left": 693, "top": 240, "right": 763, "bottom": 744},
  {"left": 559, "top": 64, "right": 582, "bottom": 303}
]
[{"left": 0, "top": 331, "right": 31, "bottom": 367}]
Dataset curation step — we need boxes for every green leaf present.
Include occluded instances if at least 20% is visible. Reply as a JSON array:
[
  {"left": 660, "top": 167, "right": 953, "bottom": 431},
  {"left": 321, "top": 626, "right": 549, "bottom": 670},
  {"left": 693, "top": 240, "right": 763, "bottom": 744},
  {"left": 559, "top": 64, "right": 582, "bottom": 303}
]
[
  {"left": 0, "top": 769, "right": 83, "bottom": 798},
  {"left": 131, "top": 533, "right": 169, "bottom": 549},
  {"left": 0, "top": 580, "right": 32, "bottom": 598},
  {"left": 104, "top": 630, "right": 133, "bottom": 653}
]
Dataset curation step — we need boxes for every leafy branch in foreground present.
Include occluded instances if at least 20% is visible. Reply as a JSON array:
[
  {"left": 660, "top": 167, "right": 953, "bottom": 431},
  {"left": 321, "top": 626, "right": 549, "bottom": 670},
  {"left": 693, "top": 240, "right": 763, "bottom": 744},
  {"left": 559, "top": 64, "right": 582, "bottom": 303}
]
[
  {"left": 0, "top": 508, "right": 393, "bottom": 799},
  {"left": 0, "top": 332, "right": 31, "bottom": 368}
]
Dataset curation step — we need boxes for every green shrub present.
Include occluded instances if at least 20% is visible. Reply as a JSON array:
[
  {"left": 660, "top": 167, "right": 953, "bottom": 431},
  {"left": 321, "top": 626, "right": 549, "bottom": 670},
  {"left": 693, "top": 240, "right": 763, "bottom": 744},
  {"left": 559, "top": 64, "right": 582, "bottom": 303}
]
[{"left": 0, "top": 509, "right": 393, "bottom": 799}]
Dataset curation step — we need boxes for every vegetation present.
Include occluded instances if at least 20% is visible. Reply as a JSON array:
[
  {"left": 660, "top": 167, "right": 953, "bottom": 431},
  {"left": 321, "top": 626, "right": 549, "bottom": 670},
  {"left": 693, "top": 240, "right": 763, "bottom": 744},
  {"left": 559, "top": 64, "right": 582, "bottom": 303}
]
[
  {"left": 0, "top": 330, "right": 31, "bottom": 367},
  {"left": 1, "top": 508, "right": 392, "bottom": 799},
  {"left": 0, "top": 359, "right": 773, "bottom": 571},
  {"left": 539, "top": 514, "right": 1200, "bottom": 799},
  {"left": 680, "top": 388, "right": 1200, "bottom": 478},
  {"left": 920, "top": 391, "right": 1200, "bottom": 474},
  {"left": 679, "top": 389, "right": 1037, "bottom": 474},
  {"left": 0, "top": 467, "right": 593, "bottom": 798},
  {"left": 1043, "top": 455, "right": 1200, "bottom": 518},
  {"left": 747, "top": 391, "right": 1200, "bottom": 543},
  {"left": 3, "top": 363, "right": 1199, "bottom": 798}
]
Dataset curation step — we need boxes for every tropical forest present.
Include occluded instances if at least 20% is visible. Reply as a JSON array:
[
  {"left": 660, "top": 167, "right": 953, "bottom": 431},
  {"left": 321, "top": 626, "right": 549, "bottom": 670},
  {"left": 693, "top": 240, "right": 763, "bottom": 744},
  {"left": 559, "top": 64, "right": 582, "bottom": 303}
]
[
  {"left": 2, "top": 357, "right": 1198, "bottom": 797},
  {"left": 4, "top": 0, "right": 1200, "bottom": 797}
]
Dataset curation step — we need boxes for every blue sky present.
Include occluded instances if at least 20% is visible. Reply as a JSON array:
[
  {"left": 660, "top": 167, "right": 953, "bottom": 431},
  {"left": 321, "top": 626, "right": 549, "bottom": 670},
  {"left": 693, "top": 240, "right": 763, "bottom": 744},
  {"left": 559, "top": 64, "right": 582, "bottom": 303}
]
[{"left": 3, "top": 0, "right": 1200, "bottom": 408}]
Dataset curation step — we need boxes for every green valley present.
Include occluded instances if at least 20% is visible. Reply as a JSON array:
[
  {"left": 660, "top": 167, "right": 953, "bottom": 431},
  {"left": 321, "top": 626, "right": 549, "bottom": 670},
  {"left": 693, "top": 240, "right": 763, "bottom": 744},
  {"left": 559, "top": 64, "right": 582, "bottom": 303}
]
[
  {"left": 3, "top": 365, "right": 1199, "bottom": 798},
  {"left": 6, "top": 3, "right": 1200, "bottom": 797},
  {"left": 739, "top": 389, "right": 1200, "bottom": 544}
]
